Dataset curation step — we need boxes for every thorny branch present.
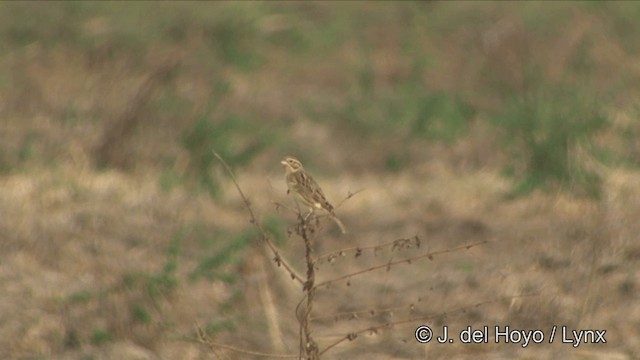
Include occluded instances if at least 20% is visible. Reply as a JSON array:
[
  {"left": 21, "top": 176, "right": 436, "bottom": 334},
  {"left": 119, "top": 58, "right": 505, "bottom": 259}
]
[
  {"left": 316, "top": 235, "right": 423, "bottom": 264},
  {"left": 319, "top": 294, "right": 537, "bottom": 356},
  {"left": 313, "top": 240, "right": 488, "bottom": 289}
]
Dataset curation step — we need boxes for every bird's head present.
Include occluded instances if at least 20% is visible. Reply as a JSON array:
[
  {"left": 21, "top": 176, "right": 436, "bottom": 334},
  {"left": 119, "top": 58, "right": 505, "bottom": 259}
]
[{"left": 281, "top": 156, "right": 304, "bottom": 172}]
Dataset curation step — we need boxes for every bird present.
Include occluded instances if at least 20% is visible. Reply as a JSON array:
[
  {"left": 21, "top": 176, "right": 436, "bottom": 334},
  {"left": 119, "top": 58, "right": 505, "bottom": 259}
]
[{"left": 281, "top": 156, "right": 347, "bottom": 234}]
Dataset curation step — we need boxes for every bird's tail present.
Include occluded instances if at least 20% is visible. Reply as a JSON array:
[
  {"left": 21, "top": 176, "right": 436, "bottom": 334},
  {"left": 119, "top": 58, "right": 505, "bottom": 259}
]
[{"left": 330, "top": 213, "right": 347, "bottom": 234}]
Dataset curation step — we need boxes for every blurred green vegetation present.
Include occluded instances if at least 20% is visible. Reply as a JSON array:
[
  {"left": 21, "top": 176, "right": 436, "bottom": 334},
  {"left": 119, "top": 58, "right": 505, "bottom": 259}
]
[
  {"left": 181, "top": 94, "right": 267, "bottom": 198},
  {"left": 492, "top": 81, "right": 606, "bottom": 197},
  {"left": 1, "top": 1, "right": 639, "bottom": 196},
  {"left": 90, "top": 328, "right": 113, "bottom": 345},
  {"left": 61, "top": 225, "right": 249, "bottom": 346},
  {"left": 189, "top": 227, "right": 253, "bottom": 282}
]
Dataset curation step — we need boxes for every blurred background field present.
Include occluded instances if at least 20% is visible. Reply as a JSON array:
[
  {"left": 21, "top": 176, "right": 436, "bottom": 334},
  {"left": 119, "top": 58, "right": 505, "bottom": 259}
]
[{"left": 0, "top": 1, "right": 639, "bottom": 359}]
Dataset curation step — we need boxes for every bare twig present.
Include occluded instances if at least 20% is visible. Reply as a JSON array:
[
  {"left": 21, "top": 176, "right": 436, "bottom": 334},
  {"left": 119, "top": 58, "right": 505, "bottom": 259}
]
[
  {"left": 213, "top": 150, "right": 304, "bottom": 284},
  {"left": 314, "top": 240, "right": 488, "bottom": 289},
  {"left": 198, "top": 327, "right": 300, "bottom": 359},
  {"left": 335, "top": 188, "right": 365, "bottom": 209},
  {"left": 318, "top": 294, "right": 536, "bottom": 356},
  {"left": 316, "top": 235, "right": 422, "bottom": 264},
  {"left": 311, "top": 296, "right": 424, "bottom": 322},
  {"left": 300, "top": 217, "right": 319, "bottom": 360}
]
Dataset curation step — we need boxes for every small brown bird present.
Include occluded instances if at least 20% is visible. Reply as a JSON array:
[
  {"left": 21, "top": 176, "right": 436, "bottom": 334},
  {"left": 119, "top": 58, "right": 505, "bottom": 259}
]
[{"left": 281, "top": 156, "right": 347, "bottom": 234}]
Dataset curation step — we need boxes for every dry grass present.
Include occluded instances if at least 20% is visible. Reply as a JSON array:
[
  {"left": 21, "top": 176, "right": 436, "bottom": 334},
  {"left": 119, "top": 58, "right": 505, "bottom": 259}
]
[{"left": 2, "top": 159, "right": 638, "bottom": 359}]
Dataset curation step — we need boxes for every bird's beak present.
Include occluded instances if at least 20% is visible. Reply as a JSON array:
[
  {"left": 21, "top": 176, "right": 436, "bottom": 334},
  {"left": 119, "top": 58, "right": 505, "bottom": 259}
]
[{"left": 280, "top": 160, "right": 287, "bottom": 166}]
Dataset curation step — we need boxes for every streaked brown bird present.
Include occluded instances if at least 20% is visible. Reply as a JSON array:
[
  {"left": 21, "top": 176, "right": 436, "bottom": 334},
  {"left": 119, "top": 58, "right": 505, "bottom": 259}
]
[{"left": 281, "top": 156, "right": 347, "bottom": 234}]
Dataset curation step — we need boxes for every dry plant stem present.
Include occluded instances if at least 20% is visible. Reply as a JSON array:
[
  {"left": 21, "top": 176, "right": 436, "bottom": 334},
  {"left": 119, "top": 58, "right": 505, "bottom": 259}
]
[
  {"left": 300, "top": 216, "right": 319, "bottom": 360},
  {"left": 197, "top": 327, "right": 299, "bottom": 359},
  {"left": 318, "top": 295, "right": 534, "bottom": 356},
  {"left": 213, "top": 151, "right": 304, "bottom": 285},
  {"left": 313, "top": 290, "right": 539, "bottom": 322},
  {"left": 256, "top": 258, "right": 286, "bottom": 353},
  {"left": 334, "top": 188, "right": 365, "bottom": 208},
  {"left": 314, "top": 240, "right": 488, "bottom": 289},
  {"left": 316, "top": 236, "right": 422, "bottom": 263}
]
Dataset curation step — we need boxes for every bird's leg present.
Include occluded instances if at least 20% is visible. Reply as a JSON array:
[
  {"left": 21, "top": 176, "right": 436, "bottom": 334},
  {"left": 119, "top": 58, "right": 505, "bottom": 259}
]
[{"left": 303, "top": 209, "right": 314, "bottom": 221}]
